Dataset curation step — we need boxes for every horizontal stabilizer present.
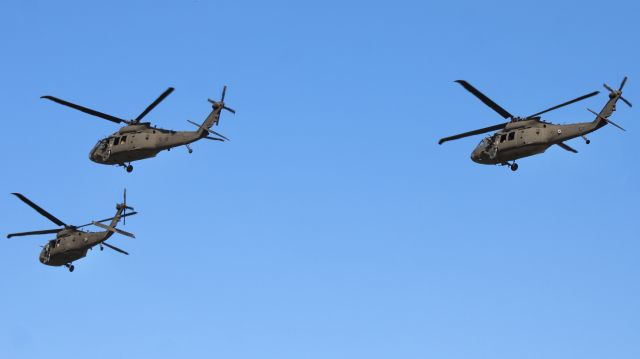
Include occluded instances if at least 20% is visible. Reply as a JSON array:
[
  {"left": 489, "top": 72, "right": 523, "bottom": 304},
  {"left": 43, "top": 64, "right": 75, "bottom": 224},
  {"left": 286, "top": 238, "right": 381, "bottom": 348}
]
[
  {"left": 587, "top": 108, "right": 626, "bottom": 131},
  {"left": 92, "top": 221, "right": 135, "bottom": 238},
  {"left": 187, "top": 120, "right": 229, "bottom": 141},
  {"left": 557, "top": 142, "right": 578, "bottom": 153}
]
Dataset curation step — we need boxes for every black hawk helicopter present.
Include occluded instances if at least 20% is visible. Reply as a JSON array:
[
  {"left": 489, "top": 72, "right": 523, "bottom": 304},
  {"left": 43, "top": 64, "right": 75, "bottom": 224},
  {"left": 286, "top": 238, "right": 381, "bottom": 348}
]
[
  {"left": 41, "top": 86, "right": 235, "bottom": 172},
  {"left": 439, "top": 78, "right": 631, "bottom": 171},
  {"left": 6, "top": 190, "right": 136, "bottom": 272}
]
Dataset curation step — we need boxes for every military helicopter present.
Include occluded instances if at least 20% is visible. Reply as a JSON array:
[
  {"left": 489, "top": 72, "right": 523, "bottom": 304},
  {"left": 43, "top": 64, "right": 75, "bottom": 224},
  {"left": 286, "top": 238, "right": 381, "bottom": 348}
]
[
  {"left": 439, "top": 78, "right": 631, "bottom": 171},
  {"left": 6, "top": 190, "right": 136, "bottom": 272},
  {"left": 41, "top": 86, "right": 235, "bottom": 172}
]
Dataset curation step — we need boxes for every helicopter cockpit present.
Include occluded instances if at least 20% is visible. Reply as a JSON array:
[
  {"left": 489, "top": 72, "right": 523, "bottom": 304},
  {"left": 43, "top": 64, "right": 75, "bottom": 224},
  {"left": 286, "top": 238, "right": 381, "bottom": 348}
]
[
  {"left": 39, "top": 240, "right": 54, "bottom": 264},
  {"left": 471, "top": 135, "right": 499, "bottom": 163},
  {"left": 90, "top": 138, "right": 110, "bottom": 162},
  {"left": 476, "top": 137, "right": 491, "bottom": 150}
]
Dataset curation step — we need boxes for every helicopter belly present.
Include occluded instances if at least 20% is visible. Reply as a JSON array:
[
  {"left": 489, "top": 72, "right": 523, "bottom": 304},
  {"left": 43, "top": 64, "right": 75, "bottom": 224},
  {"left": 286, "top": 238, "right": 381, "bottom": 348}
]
[
  {"left": 45, "top": 249, "right": 88, "bottom": 266},
  {"left": 495, "top": 144, "right": 550, "bottom": 162},
  {"left": 93, "top": 148, "right": 160, "bottom": 165}
]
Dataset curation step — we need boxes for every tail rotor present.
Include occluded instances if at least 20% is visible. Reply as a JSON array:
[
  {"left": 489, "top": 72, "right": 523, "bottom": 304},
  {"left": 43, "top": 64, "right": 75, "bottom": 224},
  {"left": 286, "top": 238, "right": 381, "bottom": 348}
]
[
  {"left": 121, "top": 189, "right": 134, "bottom": 225},
  {"left": 207, "top": 85, "right": 236, "bottom": 123},
  {"left": 604, "top": 76, "right": 632, "bottom": 107}
]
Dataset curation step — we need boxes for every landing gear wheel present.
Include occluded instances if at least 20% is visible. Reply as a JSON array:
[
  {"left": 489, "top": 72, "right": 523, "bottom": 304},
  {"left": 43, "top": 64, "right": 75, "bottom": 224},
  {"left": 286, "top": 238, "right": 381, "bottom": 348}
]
[
  {"left": 510, "top": 163, "right": 519, "bottom": 171},
  {"left": 586, "top": 140, "right": 591, "bottom": 144},
  {"left": 66, "top": 264, "right": 75, "bottom": 272},
  {"left": 188, "top": 148, "right": 193, "bottom": 154},
  {"left": 126, "top": 164, "right": 133, "bottom": 173}
]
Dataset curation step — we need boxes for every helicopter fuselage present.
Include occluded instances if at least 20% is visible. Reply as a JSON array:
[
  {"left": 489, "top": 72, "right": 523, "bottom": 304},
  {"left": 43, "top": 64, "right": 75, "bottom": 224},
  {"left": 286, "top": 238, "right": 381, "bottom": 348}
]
[
  {"left": 39, "top": 229, "right": 110, "bottom": 266},
  {"left": 89, "top": 123, "right": 204, "bottom": 165},
  {"left": 471, "top": 119, "right": 602, "bottom": 165}
]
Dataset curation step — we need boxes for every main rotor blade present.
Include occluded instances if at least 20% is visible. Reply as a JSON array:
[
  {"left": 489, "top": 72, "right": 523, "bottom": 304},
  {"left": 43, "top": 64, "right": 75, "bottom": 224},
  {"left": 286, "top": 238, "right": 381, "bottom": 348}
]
[
  {"left": 455, "top": 80, "right": 513, "bottom": 119},
  {"left": 75, "top": 211, "right": 138, "bottom": 229},
  {"left": 11, "top": 193, "right": 67, "bottom": 227},
  {"left": 7, "top": 228, "right": 62, "bottom": 239},
  {"left": 438, "top": 123, "right": 508, "bottom": 145},
  {"left": 133, "top": 87, "right": 174, "bottom": 123},
  {"left": 41, "top": 96, "right": 126, "bottom": 124},
  {"left": 527, "top": 91, "right": 600, "bottom": 118},
  {"left": 102, "top": 241, "right": 129, "bottom": 255}
]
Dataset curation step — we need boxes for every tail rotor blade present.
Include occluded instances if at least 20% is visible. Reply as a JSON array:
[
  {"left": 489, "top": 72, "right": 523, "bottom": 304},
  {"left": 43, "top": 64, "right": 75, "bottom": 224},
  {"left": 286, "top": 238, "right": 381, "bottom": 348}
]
[
  {"left": 123, "top": 189, "right": 126, "bottom": 225},
  {"left": 620, "top": 96, "right": 633, "bottom": 107},
  {"left": 221, "top": 86, "right": 227, "bottom": 102},
  {"left": 603, "top": 83, "right": 616, "bottom": 93},
  {"left": 619, "top": 76, "right": 628, "bottom": 91}
]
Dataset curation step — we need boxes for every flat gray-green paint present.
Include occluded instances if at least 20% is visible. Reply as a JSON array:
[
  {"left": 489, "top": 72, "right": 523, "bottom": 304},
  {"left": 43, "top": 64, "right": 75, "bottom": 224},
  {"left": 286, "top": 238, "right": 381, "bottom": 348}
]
[
  {"left": 7, "top": 192, "right": 134, "bottom": 272},
  {"left": 440, "top": 79, "right": 630, "bottom": 169},
  {"left": 42, "top": 86, "right": 234, "bottom": 172}
]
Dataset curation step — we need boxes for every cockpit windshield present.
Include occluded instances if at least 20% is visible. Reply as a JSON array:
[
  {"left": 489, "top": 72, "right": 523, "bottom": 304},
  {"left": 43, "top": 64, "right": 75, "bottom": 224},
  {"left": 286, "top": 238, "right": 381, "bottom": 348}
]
[
  {"left": 91, "top": 139, "right": 109, "bottom": 152},
  {"left": 477, "top": 137, "right": 490, "bottom": 149}
]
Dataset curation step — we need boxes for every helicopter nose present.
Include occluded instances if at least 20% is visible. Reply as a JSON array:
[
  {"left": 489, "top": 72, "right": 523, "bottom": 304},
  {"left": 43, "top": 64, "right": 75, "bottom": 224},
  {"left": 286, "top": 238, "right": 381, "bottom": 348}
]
[
  {"left": 89, "top": 150, "right": 98, "bottom": 163},
  {"left": 470, "top": 150, "right": 481, "bottom": 163}
]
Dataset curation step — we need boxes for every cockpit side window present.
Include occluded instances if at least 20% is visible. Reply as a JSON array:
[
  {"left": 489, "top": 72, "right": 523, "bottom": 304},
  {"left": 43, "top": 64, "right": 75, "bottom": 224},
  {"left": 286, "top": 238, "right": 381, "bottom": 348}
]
[
  {"left": 121, "top": 136, "right": 127, "bottom": 144},
  {"left": 113, "top": 137, "right": 120, "bottom": 145},
  {"left": 500, "top": 134, "right": 507, "bottom": 143},
  {"left": 508, "top": 132, "right": 515, "bottom": 141}
]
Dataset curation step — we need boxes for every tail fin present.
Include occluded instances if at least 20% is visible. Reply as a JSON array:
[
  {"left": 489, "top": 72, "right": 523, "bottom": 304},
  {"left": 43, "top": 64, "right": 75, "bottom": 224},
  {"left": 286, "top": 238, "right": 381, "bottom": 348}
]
[
  {"left": 592, "top": 77, "right": 631, "bottom": 128},
  {"left": 109, "top": 189, "right": 133, "bottom": 229},
  {"left": 91, "top": 189, "right": 135, "bottom": 241},
  {"left": 200, "top": 85, "right": 235, "bottom": 131}
]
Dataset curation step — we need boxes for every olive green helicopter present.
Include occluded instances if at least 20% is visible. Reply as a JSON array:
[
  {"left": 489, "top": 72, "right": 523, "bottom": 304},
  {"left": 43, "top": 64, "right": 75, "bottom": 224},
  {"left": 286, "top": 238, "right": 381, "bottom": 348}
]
[
  {"left": 6, "top": 190, "right": 136, "bottom": 272},
  {"left": 41, "top": 86, "right": 235, "bottom": 172},
  {"left": 439, "top": 77, "right": 631, "bottom": 171}
]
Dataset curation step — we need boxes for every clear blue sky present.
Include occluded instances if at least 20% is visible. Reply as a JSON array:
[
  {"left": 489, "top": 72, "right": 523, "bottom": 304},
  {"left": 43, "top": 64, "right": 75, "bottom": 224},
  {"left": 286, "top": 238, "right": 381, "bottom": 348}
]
[{"left": 1, "top": 1, "right": 638, "bottom": 358}]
